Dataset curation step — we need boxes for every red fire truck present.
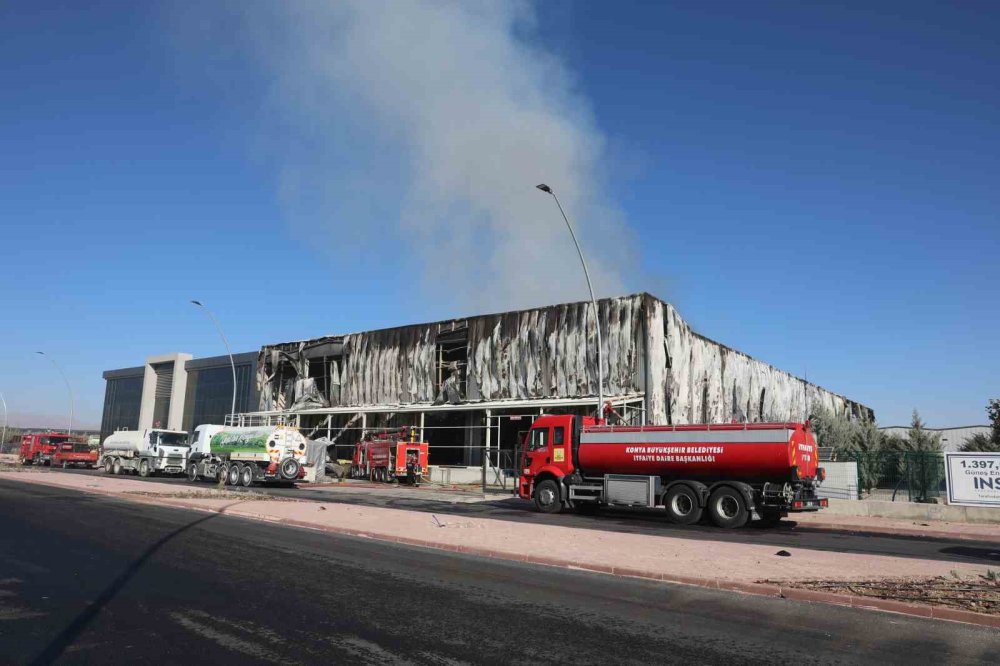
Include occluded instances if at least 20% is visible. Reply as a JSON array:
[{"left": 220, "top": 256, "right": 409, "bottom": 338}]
[
  {"left": 51, "top": 440, "right": 99, "bottom": 469},
  {"left": 20, "top": 432, "right": 73, "bottom": 466},
  {"left": 350, "top": 429, "right": 429, "bottom": 485},
  {"left": 519, "top": 414, "right": 827, "bottom": 528}
]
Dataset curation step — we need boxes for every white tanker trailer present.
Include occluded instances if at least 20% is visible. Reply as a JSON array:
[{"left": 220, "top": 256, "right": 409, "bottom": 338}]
[
  {"left": 101, "top": 429, "right": 190, "bottom": 477},
  {"left": 186, "top": 425, "right": 308, "bottom": 487}
]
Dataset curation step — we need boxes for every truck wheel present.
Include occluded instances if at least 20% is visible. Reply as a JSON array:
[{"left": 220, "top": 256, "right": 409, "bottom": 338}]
[
  {"left": 240, "top": 465, "right": 254, "bottom": 487},
  {"left": 227, "top": 464, "right": 241, "bottom": 486},
  {"left": 187, "top": 463, "right": 199, "bottom": 482},
  {"left": 217, "top": 464, "right": 229, "bottom": 485},
  {"left": 708, "top": 487, "right": 749, "bottom": 529},
  {"left": 278, "top": 458, "right": 300, "bottom": 481},
  {"left": 139, "top": 459, "right": 150, "bottom": 478},
  {"left": 664, "top": 485, "right": 704, "bottom": 526},
  {"left": 112, "top": 458, "right": 122, "bottom": 476},
  {"left": 533, "top": 479, "right": 563, "bottom": 514}
]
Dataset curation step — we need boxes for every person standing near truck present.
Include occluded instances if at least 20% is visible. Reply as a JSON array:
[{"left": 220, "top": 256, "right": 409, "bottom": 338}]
[{"left": 405, "top": 451, "right": 420, "bottom": 486}]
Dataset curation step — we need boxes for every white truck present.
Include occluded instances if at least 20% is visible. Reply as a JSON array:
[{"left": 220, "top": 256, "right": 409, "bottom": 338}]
[
  {"left": 186, "top": 425, "right": 308, "bottom": 487},
  {"left": 101, "top": 429, "right": 189, "bottom": 477}
]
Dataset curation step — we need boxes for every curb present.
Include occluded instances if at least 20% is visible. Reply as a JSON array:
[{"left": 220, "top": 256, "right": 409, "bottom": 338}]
[{"left": 5, "top": 474, "right": 999, "bottom": 629}]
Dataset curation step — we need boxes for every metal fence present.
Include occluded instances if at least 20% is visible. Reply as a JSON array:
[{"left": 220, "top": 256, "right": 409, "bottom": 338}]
[{"left": 837, "top": 451, "right": 945, "bottom": 502}]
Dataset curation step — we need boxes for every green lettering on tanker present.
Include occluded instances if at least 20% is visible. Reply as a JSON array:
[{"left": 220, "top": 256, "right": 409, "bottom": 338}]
[{"left": 210, "top": 430, "right": 270, "bottom": 455}]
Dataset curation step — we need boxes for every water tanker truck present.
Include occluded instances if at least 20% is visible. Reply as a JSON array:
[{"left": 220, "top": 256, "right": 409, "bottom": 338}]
[
  {"left": 101, "top": 429, "right": 190, "bottom": 477},
  {"left": 519, "top": 414, "right": 827, "bottom": 528},
  {"left": 186, "top": 425, "right": 308, "bottom": 487}
]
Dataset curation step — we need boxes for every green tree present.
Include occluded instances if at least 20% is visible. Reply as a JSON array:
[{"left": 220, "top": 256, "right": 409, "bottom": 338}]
[
  {"left": 960, "top": 398, "right": 1000, "bottom": 452},
  {"left": 961, "top": 433, "right": 1000, "bottom": 452},
  {"left": 847, "top": 418, "right": 884, "bottom": 493},
  {"left": 810, "top": 404, "right": 857, "bottom": 458},
  {"left": 905, "top": 410, "right": 943, "bottom": 501},
  {"left": 907, "top": 409, "right": 943, "bottom": 453}
]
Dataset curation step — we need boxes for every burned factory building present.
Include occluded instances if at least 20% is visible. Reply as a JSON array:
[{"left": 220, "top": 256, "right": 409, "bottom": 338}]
[{"left": 246, "top": 293, "right": 871, "bottom": 481}]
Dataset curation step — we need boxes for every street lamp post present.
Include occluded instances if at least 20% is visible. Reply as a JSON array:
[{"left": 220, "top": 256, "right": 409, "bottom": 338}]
[
  {"left": 1, "top": 393, "right": 7, "bottom": 453},
  {"left": 535, "top": 184, "right": 604, "bottom": 419},
  {"left": 191, "top": 300, "right": 238, "bottom": 422},
  {"left": 36, "top": 352, "right": 74, "bottom": 435}
]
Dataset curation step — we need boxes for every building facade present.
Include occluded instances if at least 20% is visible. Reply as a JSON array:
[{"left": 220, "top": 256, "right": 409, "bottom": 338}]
[
  {"left": 101, "top": 294, "right": 871, "bottom": 478},
  {"left": 100, "top": 352, "right": 258, "bottom": 442},
  {"left": 247, "top": 293, "right": 873, "bottom": 472}
]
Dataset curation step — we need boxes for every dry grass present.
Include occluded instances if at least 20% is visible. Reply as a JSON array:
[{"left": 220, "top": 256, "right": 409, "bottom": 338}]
[
  {"left": 768, "top": 574, "right": 1000, "bottom": 614},
  {"left": 121, "top": 488, "right": 301, "bottom": 502}
]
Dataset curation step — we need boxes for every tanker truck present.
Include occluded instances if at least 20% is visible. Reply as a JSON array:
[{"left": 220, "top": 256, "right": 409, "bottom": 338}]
[
  {"left": 186, "top": 425, "right": 307, "bottom": 487},
  {"left": 518, "top": 415, "right": 827, "bottom": 528},
  {"left": 101, "top": 429, "right": 190, "bottom": 477}
]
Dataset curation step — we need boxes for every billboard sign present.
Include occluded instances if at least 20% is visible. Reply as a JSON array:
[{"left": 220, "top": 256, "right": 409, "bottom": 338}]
[{"left": 944, "top": 453, "right": 1000, "bottom": 507}]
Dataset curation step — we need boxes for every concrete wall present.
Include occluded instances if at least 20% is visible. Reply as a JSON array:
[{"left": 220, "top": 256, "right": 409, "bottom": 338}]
[
  {"left": 825, "top": 498, "right": 1000, "bottom": 524},
  {"left": 428, "top": 465, "right": 483, "bottom": 485}
]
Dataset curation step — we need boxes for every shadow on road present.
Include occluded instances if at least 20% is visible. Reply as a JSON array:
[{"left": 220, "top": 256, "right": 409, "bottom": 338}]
[{"left": 28, "top": 501, "right": 242, "bottom": 666}]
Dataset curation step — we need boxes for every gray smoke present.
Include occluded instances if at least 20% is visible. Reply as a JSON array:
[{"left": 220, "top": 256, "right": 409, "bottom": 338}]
[{"left": 180, "top": 1, "right": 635, "bottom": 311}]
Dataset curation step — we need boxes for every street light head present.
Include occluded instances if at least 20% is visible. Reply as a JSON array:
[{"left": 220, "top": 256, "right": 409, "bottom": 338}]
[
  {"left": 535, "top": 184, "right": 552, "bottom": 194},
  {"left": 191, "top": 300, "right": 203, "bottom": 307}
]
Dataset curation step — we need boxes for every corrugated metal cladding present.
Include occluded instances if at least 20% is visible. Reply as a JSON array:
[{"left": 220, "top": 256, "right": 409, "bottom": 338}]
[
  {"left": 257, "top": 293, "right": 873, "bottom": 424},
  {"left": 153, "top": 363, "right": 174, "bottom": 398}
]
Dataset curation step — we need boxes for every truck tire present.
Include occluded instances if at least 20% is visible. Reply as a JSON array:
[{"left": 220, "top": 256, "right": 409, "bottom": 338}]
[
  {"left": 104, "top": 458, "right": 114, "bottom": 474},
  {"left": 187, "top": 463, "right": 199, "bottom": 482},
  {"left": 708, "top": 486, "right": 749, "bottom": 529},
  {"left": 217, "top": 464, "right": 229, "bottom": 485},
  {"left": 227, "top": 464, "right": 241, "bottom": 486},
  {"left": 139, "top": 459, "right": 150, "bottom": 478},
  {"left": 664, "top": 485, "right": 704, "bottom": 526},
  {"left": 278, "top": 458, "right": 300, "bottom": 481},
  {"left": 240, "top": 464, "right": 254, "bottom": 487},
  {"left": 112, "top": 458, "right": 122, "bottom": 476},
  {"left": 533, "top": 479, "right": 563, "bottom": 514}
]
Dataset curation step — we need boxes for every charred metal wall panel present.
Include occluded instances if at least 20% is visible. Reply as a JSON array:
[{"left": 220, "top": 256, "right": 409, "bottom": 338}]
[{"left": 256, "top": 293, "right": 872, "bottom": 424}]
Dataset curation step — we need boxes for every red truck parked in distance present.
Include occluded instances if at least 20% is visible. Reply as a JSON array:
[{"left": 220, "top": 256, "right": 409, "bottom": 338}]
[
  {"left": 519, "top": 414, "right": 827, "bottom": 528},
  {"left": 51, "top": 440, "right": 99, "bottom": 469},
  {"left": 20, "top": 432, "right": 73, "bottom": 466},
  {"left": 349, "top": 428, "right": 429, "bottom": 485}
]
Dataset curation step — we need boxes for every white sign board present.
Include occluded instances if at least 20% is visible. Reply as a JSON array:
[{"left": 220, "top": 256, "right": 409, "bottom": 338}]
[{"left": 944, "top": 453, "right": 1000, "bottom": 507}]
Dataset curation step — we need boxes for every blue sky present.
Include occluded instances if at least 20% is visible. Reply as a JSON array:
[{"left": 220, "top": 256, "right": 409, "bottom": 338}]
[{"left": 1, "top": 1, "right": 997, "bottom": 428}]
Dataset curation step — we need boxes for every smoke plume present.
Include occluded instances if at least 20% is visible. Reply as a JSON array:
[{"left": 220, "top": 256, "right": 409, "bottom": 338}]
[{"left": 183, "top": 1, "right": 635, "bottom": 312}]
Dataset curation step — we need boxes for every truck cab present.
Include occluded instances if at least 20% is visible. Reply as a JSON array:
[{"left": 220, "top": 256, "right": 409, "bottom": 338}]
[
  {"left": 51, "top": 440, "right": 99, "bottom": 469},
  {"left": 518, "top": 414, "right": 595, "bottom": 501},
  {"left": 20, "top": 432, "right": 72, "bottom": 466}
]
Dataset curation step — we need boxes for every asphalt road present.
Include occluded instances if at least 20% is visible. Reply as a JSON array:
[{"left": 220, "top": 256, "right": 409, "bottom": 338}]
[
  {"left": 45, "top": 466, "right": 1000, "bottom": 567},
  {"left": 1, "top": 479, "right": 998, "bottom": 665}
]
